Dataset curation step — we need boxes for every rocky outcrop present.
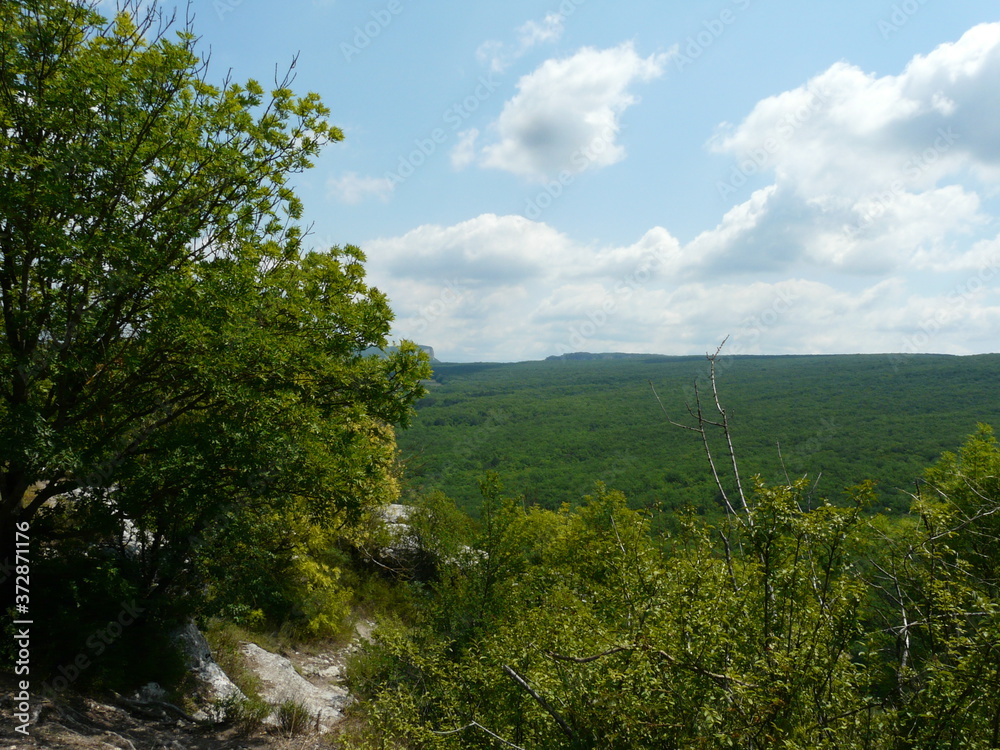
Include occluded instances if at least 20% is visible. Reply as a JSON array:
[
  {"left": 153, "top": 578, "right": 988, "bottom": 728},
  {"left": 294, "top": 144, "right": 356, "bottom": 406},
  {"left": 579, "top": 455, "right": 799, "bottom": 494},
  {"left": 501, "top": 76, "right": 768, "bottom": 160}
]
[
  {"left": 171, "top": 622, "right": 245, "bottom": 706},
  {"left": 240, "top": 643, "right": 351, "bottom": 732}
]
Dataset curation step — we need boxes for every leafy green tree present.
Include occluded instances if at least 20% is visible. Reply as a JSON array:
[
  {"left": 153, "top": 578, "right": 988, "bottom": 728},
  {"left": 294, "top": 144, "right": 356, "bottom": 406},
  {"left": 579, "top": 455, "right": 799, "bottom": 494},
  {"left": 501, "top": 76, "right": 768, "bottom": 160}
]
[
  {"left": 864, "top": 426, "right": 1000, "bottom": 747},
  {"left": 0, "top": 0, "right": 428, "bottom": 621},
  {"left": 921, "top": 423, "right": 1000, "bottom": 593}
]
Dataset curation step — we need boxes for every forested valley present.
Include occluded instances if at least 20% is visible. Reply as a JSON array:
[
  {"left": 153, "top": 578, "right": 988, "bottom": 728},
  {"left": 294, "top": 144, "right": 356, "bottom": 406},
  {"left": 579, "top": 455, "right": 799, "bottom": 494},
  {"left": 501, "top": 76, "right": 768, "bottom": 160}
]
[{"left": 396, "top": 352, "right": 1000, "bottom": 520}]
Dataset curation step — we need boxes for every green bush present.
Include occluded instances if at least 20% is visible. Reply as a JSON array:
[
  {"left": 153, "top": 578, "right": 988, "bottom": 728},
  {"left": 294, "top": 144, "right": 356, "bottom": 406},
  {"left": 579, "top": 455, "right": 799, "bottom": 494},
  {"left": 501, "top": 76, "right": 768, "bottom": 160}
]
[{"left": 277, "top": 698, "right": 314, "bottom": 736}]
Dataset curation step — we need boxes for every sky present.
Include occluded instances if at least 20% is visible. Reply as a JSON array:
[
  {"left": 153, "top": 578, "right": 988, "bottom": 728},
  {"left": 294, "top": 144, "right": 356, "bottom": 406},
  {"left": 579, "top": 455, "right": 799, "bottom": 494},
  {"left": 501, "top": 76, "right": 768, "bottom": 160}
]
[{"left": 156, "top": 0, "right": 998, "bottom": 362}]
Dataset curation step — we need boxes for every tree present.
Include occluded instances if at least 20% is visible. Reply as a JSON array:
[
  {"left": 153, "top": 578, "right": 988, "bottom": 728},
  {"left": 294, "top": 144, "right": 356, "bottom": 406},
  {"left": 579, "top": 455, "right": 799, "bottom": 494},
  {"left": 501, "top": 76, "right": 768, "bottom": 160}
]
[{"left": 0, "top": 0, "right": 428, "bottom": 618}]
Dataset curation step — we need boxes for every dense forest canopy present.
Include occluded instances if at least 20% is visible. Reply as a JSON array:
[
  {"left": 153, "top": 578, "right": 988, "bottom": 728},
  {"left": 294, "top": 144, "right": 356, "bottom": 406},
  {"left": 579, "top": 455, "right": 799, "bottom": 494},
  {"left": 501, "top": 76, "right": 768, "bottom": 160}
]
[{"left": 396, "top": 353, "right": 1000, "bottom": 519}]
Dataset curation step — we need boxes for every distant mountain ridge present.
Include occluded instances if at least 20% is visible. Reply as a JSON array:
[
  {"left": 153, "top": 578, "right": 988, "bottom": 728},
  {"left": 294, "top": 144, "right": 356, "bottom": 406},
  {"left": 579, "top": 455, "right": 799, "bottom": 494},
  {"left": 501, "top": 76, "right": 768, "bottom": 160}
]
[{"left": 546, "top": 351, "right": 678, "bottom": 362}]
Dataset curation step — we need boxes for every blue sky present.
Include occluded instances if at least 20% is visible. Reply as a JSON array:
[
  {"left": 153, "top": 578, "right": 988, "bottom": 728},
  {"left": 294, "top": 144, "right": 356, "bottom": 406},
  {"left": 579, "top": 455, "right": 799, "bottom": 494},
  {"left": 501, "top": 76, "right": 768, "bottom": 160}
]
[{"left": 163, "top": 0, "right": 998, "bottom": 361}]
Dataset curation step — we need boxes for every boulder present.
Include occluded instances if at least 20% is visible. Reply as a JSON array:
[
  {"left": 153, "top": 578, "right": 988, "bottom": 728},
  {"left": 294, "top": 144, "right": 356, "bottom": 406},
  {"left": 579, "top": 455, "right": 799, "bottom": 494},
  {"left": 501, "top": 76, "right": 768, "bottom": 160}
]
[
  {"left": 171, "top": 623, "right": 245, "bottom": 705},
  {"left": 239, "top": 643, "right": 351, "bottom": 731}
]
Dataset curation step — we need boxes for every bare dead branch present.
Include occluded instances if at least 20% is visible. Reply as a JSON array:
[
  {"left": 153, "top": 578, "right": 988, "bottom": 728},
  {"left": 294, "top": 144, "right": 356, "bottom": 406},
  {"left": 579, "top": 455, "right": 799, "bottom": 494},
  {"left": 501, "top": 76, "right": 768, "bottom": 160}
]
[
  {"left": 429, "top": 721, "right": 527, "bottom": 749},
  {"left": 544, "top": 645, "right": 758, "bottom": 689},
  {"left": 544, "top": 646, "right": 631, "bottom": 664},
  {"left": 502, "top": 664, "right": 576, "bottom": 741}
]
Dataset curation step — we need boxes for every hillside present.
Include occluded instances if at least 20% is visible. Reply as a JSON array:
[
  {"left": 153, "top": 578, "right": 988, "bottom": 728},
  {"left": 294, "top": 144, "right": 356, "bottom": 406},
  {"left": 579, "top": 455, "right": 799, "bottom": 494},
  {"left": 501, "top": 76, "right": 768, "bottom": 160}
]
[{"left": 396, "top": 352, "right": 1000, "bottom": 520}]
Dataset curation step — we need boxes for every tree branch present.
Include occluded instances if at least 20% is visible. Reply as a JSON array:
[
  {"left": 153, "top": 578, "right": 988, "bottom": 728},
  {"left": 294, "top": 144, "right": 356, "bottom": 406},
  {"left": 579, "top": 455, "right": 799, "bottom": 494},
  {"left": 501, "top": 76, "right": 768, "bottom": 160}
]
[{"left": 502, "top": 664, "right": 576, "bottom": 742}]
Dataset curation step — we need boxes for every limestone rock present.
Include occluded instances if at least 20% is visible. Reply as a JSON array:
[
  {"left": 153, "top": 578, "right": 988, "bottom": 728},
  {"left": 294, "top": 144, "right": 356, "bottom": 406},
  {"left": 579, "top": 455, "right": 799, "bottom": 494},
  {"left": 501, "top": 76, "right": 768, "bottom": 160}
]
[
  {"left": 170, "top": 623, "right": 244, "bottom": 705},
  {"left": 239, "top": 643, "right": 351, "bottom": 731}
]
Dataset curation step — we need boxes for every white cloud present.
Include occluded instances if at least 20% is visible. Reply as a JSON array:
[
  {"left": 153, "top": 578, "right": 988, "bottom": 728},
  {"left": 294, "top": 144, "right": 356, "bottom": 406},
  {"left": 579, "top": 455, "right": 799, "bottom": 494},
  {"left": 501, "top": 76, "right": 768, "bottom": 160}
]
[
  {"left": 713, "top": 22, "right": 1000, "bottom": 197},
  {"left": 477, "top": 12, "right": 566, "bottom": 73},
  {"left": 703, "top": 23, "right": 1000, "bottom": 281},
  {"left": 518, "top": 13, "right": 565, "bottom": 47},
  {"left": 365, "top": 213, "right": 577, "bottom": 288},
  {"left": 480, "top": 43, "right": 671, "bottom": 180},
  {"left": 361, "top": 211, "right": 1000, "bottom": 361},
  {"left": 359, "top": 25, "right": 1000, "bottom": 361},
  {"left": 327, "top": 172, "right": 394, "bottom": 204}
]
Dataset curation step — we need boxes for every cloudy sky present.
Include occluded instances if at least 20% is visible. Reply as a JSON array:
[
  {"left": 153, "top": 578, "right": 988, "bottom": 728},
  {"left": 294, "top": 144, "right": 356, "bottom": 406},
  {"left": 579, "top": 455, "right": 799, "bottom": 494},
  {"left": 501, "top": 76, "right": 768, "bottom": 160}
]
[{"left": 177, "top": 0, "right": 998, "bottom": 361}]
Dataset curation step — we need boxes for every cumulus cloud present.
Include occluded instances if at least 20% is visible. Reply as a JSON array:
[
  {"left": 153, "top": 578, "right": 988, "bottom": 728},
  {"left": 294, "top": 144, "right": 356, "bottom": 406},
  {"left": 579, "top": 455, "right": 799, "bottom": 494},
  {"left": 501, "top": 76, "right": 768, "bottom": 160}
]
[
  {"left": 361, "top": 208, "right": 1000, "bottom": 361},
  {"left": 477, "top": 12, "right": 566, "bottom": 73},
  {"left": 707, "top": 23, "right": 1000, "bottom": 278},
  {"left": 365, "top": 214, "right": 577, "bottom": 288},
  {"left": 327, "top": 172, "right": 394, "bottom": 204},
  {"left": 713, "top": 24, "right": 1000, "bottom": 193},
  {"left": 360, "top": 25, "right": 1000, "bottom": 361},
  {"left": 480, "top": 43, "right": 671, "bottom": 180}
]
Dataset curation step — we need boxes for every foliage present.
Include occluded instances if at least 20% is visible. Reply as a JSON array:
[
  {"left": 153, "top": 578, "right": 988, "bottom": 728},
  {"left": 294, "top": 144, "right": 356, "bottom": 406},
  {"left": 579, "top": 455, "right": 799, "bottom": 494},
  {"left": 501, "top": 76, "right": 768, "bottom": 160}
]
[
  {"left": 277, "top": 698, "right": 315, "bottom": 737},
  {"left": 0, "top": 0, "right": 429, "bottom": 679},
  {"left": 208, "top": 692, "right": 272, "bottom": 736},
  {"left": 349, "top": 418, "right": 1000, "bottom": 746},
  {"left": 397, "top": 354, "right": 1000, "bottom": 520}
]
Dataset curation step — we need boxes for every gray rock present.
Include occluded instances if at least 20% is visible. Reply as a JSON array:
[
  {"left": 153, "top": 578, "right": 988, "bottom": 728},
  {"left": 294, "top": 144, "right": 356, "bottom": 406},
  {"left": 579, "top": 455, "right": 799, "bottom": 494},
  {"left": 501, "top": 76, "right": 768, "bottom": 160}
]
[
  {"left": 171, "top": 623, "right": 245, "bottom": 704},
  {"left": 240, "top": 643, "right": 351, "bottom": 731}
]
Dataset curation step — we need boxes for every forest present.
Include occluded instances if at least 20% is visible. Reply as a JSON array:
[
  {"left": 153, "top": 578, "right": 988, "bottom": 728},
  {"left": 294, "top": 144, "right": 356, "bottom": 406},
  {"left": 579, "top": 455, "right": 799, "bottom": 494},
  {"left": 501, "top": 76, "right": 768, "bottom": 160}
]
[
  {"left": 396, "top": 352, "right": 1000, "bottom": 519},
  {"left": 4, "top": 2, "right": 1000, "bottom": 748},
  {"left": 335, "top": 350, "right": 1000, "bottom": 748}
]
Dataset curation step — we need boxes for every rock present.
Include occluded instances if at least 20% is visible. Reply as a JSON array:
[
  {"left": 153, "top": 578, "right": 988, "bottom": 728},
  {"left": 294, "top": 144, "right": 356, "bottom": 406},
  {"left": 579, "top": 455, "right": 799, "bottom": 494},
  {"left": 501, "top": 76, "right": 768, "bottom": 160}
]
[
  {"left": 382, "top": 503, "right": 412, "bottom": 524},
  {"left": 381, "top": 503, "right": 419, "bottom": 556},
  {"left": 133, "top": 683, "right": 166, "bottom": 703},
  {"left": 170, "top": 623, "right": 245, "bottom": 705},
  {"left": 239, "top": 643, "right": 351, "bottom": 731}
]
